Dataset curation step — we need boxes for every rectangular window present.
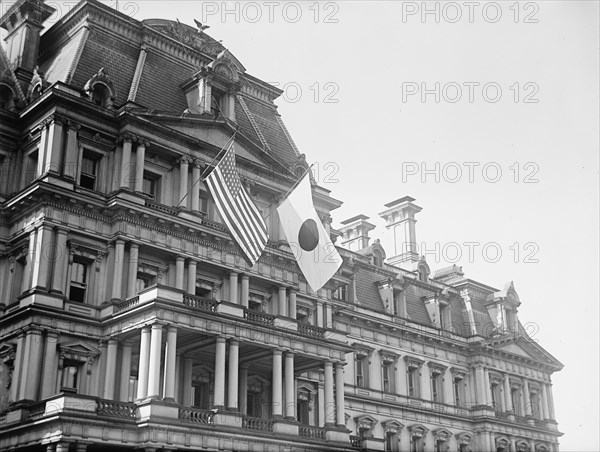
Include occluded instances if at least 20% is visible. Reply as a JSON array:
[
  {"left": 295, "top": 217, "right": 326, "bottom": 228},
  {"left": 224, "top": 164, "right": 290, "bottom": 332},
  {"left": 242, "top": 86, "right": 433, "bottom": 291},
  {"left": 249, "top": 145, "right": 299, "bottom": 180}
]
[
  {"left": 142, "top": 175, "right": 156, "bottom": 199},
  {"left": 431, "top": 372, "right": 442, "bottom": 402},
  {"left": 79, "top": 155, "right": 97, "bottom": 190},
  {"left": 334, "top": 285, "right": 348, "bottom": 301},
  {"left": 61, "top": 360, "right": 81, "bottom": 392},
  {"left": 453, "top": 376, "right": 464, "bottom": 406},
  {"left": 356, "top": 355, "right": 369, "bottom": 388},
  {"left": 382, "top": 362, "right": 395, "bottom": 393},
  {"left": 69, "top": 257, "right": 89, "bottom": 303},
  {"left": 407, "top": 366, "right": 420, "bottom": 398},
  {"left": 511, "top": 388, "right": 520, "bottom": 416},
  {"left": 136, "top": 273, "right": 157, "bottom": 293},
  {"left": 192, "top": 382, "right": 210, "bottom": 409}
]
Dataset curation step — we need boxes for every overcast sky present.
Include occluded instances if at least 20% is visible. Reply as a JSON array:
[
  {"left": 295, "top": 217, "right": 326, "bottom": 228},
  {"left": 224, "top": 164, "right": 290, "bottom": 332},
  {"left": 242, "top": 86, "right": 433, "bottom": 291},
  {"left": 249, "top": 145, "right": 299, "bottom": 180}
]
[{"left": 4, "top": 0, "right": 598, "bottom": 450}]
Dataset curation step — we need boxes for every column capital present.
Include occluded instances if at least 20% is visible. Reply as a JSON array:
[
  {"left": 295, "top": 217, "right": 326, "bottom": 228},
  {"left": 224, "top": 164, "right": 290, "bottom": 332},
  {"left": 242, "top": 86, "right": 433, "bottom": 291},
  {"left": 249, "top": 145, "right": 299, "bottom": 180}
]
[
  {"left": 229, "top": 339, "right": 239, "bottom": 346},
  {"left": 176, "top": 255, "right": 185, "bottom": 262},
  {"left": 118, "top": 132, "right": 137, "bottom": 143},
  {"left": 177, "top": 155, "right": 193, "bottom": 165},
  {"left": 166, "top": 325, "right": 178, "bottom": 334},
  {"left": 240, "top": 274, "right": 250, "bottom": 281},
  {"left": 272, "top": 348, "right": 283, "bottom": 356},
  {"left": 216, "top": 336, "right": 227, "bottom": 344},
  {"left": 192, "top": 158, "right": 205, "bottom": 169},
  {"left": 137, "top": 141, "right": 151, "bottom": 149}
]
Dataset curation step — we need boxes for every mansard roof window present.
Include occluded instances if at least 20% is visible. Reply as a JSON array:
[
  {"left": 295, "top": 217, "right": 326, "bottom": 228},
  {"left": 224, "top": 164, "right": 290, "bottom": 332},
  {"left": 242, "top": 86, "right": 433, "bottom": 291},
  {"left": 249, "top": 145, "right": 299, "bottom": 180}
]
[
  {"left": 84, "top": 68, "right": 116, "bottom": 109},
  {"left": 0, "top": 84, "right": 17, "bottom": 111}
]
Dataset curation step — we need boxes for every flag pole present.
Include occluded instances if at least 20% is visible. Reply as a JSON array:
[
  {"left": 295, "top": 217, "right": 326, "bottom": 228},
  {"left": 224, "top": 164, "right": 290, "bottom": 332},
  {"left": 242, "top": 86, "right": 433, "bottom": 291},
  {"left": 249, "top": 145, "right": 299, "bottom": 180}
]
[
  {"left": 176, "top": 128, "right": 239, "bottom": 208},
  {"left": 263, "top": 163, "right": 314, "bottom": 221}
]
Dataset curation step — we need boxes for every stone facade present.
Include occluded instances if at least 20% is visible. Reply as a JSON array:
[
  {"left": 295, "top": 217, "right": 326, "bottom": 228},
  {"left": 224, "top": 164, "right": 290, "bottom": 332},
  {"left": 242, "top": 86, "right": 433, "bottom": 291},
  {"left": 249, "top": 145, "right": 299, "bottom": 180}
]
[{"left": 0, "top": 1, "right": 562, "bottom": 451}]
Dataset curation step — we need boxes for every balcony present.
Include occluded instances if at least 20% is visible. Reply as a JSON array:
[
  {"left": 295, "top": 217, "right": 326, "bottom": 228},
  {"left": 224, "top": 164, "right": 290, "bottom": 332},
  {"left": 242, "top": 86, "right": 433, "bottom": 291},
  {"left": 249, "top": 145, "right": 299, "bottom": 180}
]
[
  {"left": 183, "top": 294, "right": 217, "bottom": 312},
  {"left": 243, "top": 309, "right": 275, "bottom": 326},
  {"left": 242, "top": 416, "right": 274, "bottom": 432},
  {"left": 179, "top": 407, "right": 215, "bottom": 424},
  {"left": 299, "top": 425, "right": 327, "bottom": 440}
]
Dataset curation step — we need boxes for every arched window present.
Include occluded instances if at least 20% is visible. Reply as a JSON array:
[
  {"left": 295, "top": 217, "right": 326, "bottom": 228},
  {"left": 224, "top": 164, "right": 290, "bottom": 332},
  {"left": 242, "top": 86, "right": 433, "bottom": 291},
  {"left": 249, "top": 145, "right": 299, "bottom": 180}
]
[
  {"left": 0, "top": 84, "right": 16, "bottom": 111},
  {"left": 418, "top": 266, "right": 428, "bottom": 282},
  {"left": 91, "top": 83, "right": 111, "bottom": 107},
  {"left": 373, "top": 249, "right": 383, "bottom": 267}
]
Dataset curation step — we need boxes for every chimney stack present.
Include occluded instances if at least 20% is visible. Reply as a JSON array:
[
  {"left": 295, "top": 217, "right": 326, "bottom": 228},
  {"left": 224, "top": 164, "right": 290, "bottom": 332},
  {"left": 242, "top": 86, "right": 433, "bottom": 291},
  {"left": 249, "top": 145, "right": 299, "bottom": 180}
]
[
  {"left": 379, "top": 196, "right": 422, "bottom": 267},
  {"left": 0, "top": 0, "right": 55, "bottom": 82},
  {"left": 339, "top": 214, "right": 376, "bottom": 251}
]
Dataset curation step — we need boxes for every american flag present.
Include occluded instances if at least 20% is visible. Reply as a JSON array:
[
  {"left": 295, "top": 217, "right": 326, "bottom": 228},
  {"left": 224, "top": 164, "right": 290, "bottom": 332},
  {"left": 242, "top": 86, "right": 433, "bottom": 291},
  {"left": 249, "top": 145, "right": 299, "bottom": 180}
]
[{"left": 205, "top": 143, "right": 269, "bottom": 266}]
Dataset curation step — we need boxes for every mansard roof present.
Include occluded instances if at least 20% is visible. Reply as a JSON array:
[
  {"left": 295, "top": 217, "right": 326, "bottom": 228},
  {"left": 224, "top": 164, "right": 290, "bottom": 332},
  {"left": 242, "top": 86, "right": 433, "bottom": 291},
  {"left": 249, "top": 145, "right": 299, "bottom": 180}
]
[{"left": 35, "top": 0, "right": 301, "bottom": 171}]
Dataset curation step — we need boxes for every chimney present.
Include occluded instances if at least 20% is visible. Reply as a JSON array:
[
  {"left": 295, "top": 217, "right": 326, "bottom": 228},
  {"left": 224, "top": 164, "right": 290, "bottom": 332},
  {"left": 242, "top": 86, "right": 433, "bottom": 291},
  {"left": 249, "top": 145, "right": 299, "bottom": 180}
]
[
  {"left": 0, "top": 0, "right": 55, "bottom": 80},
  {"left": 379, "top": 196, "right": 422, "bottom": 266},
  {"left": 339, "top": 214, "right": 375, "bottom": 251}
]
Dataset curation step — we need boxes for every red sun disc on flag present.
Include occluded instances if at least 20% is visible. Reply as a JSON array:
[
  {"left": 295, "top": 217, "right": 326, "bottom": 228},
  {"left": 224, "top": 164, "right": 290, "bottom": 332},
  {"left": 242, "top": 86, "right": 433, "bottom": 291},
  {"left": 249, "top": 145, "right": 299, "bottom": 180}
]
[{"left": 298, "top": 219, "right": 319, "bottom": 251}]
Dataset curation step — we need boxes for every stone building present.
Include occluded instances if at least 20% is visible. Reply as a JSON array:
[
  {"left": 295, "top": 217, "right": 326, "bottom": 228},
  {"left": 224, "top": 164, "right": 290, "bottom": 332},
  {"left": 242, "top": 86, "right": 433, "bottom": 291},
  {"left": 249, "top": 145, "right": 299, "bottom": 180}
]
[{"left": 0, "top": 1, "right": 562, "bottom": 451}]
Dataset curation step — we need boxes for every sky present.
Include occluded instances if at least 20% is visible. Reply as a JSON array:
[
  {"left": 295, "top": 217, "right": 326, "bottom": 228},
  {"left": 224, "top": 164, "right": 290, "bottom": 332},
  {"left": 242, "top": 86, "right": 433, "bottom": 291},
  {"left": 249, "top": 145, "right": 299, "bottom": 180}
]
[{"left": 3, "top": 0, "right": 598, "bottom": 450}]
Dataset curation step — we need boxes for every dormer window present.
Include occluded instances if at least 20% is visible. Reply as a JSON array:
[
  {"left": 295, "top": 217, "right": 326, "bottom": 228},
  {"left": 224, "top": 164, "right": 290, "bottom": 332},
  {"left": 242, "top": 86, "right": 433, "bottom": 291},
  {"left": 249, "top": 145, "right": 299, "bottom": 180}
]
[
  {"left": 182, "top": 50, "right": 239, "bottom": 120},
  {"left": 84, "top": 68, "right": 116, "bottom": 109},
  {"left": 210, "top": 87, "right": 225, "bottom": 117},
  {"left": 0, "top": 84, "right": 17, "bottom": 111},
  {"left": 373, "top": 249, "right": 383, "bottom": 267}
]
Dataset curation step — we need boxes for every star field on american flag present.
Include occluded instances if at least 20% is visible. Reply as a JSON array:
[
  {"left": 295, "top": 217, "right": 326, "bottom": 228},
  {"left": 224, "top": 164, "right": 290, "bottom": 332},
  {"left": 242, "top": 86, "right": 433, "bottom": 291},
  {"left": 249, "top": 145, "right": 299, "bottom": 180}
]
[
  {"left": 221, "top": 149, "right": 241, "bottom": 196},
  {"left": 205, "top": 142, "right": 269, "bottom": 266}
]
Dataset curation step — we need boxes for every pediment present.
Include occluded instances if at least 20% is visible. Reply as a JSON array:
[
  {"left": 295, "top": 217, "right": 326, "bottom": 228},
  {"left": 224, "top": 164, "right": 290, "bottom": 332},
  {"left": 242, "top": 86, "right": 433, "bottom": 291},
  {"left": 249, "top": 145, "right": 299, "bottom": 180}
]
[
  {"left": 151, "top": 117, "right": 271, "bottom": 167},
  {"left": 494, "top": 342, "right": 535, "bottom": 359}
]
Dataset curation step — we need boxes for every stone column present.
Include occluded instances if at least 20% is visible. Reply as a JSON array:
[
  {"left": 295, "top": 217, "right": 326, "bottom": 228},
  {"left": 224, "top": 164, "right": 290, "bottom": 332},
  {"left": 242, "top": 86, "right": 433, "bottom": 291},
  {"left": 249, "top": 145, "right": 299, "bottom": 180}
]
[
  {"left": 182, "top": 358, "right": 193, "bottom": 407},
  {"left": 187, "top": 260, "right": 197, "bottom": 294},
  {"left": 316, "top": 301, "right": 324, "bottom": 327},
  {"left": 213, "top": 337, "right": 226, "bottom": 407},
  {"left": 147, "top": 324, "right": 163, "bottom": 399},
  {"left": 484, "top": 368, "right": 493, "bottom": 407},
  {"left": 119, "top": 342, "right": 132, "bottom": 402},
  {"left": 272, "top": 349, "right": 283, "bottom": 417},
  {"left": 278, "top": 286, "right": 287, "bottom": 317},
  {"left": 178, "top": 156, "right": 190, "bottom": 208},
  {"left": 541, "top": 384, "right": 550, "bottom": 420},
  {"left": 335, "top": 363, "right": 345, "bottom": 427},
  {"left": 31, "top": 225, "right": 53, "bottom": 290},
  {"left": 103, "top": 339, "right": 118, "bottom": 399},
  {"left": 523, "top": 379, "right": 532, "bottom": 417},
  {"left": 50, "top": 229, "right": 68, "bottom": 293},
  {"left": 285, "top": 352, "right": 295, "bottom": 419},
  {"left": 396, "top": 356, "right": 407, "bottom": 396},
  {"left": 227, "top": 340, "right": 239, "bottom": 409},
  {"left": 21, "top": 230, "right": 37, "bottom": 294},
  {"left": 63, "top": 122, "right": 80, "bottom": 180},
  {"left": 10, "top": 333, "right": 24, "bottom": 402},
  {"left": 126, "top": 243, "right": 139, "bottom": 298},
  {"left": 43, "top": 117, "right": 65, "bottom": 175},
  {"left": 23, "top": 329, "right": 43, "bottom": 400},
  {"left": 229, "top": 272, "right": 238, "bottom": 304},
  {"left": 175, "top": 256, "right": 185, "bottom": 290},
  {"left": 547, "top": 384, "right": 556, "bottom": 419},
  {"left": 443, "top": 368, "right": 453, "bottom": 405},
  {"left": 41, "top": 332, "right": 58, "bottom": 399},
  {"left": 240, "top": 275, "right": 249, "bottom": 308},
  {"left": 191, "top": 159, "right": 202, "bottom": 211},
  {"left": 420, "top": 364, "right": 431, "bottom": 401},
  {"left": 111, "top": 239, "right": 125, "bottom": 301},
  {"left": 239, "top": 364, "right": 249, "bottom": 415},
  {"left": 504, "top": 376, "right": 513, "bottom": 412},
  {"left": 475, "top": 366, "right": 487, "bottom": 405},
  {"left": 289, "top": 290, "right": 297, "bottom": 320},
  {"left": 324, "top": 361, "right": 335, "bottom": 426},
  {"left": 510, "top": 437, "right": 517, "bottom": 452},
  {"left": 163, "top": 327, "right": 177, "bottom": 401},
  {"left": 136, "top": 327, "right": 151, "bottom": 400},
  {"left": 121, "top": 136, "right": 133, "bottom": 189},
  {"left": 134, "top": 141, "right": 146, "bottom": 193}
]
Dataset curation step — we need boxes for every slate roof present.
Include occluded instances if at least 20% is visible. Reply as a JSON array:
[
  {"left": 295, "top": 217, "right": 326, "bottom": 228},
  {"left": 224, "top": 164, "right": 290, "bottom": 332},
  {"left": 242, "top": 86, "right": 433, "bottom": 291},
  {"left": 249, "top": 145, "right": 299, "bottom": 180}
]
[{"left": 34, "top": 1, "right": 300, "bottom": 169}]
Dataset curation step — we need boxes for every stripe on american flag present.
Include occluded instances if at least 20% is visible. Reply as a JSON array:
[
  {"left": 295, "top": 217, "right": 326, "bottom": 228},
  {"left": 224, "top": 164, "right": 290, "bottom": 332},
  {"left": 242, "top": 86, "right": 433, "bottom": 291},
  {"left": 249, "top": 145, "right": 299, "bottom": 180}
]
[{"left": 204, "top": 145, "right": 268, "bottom": 266}]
